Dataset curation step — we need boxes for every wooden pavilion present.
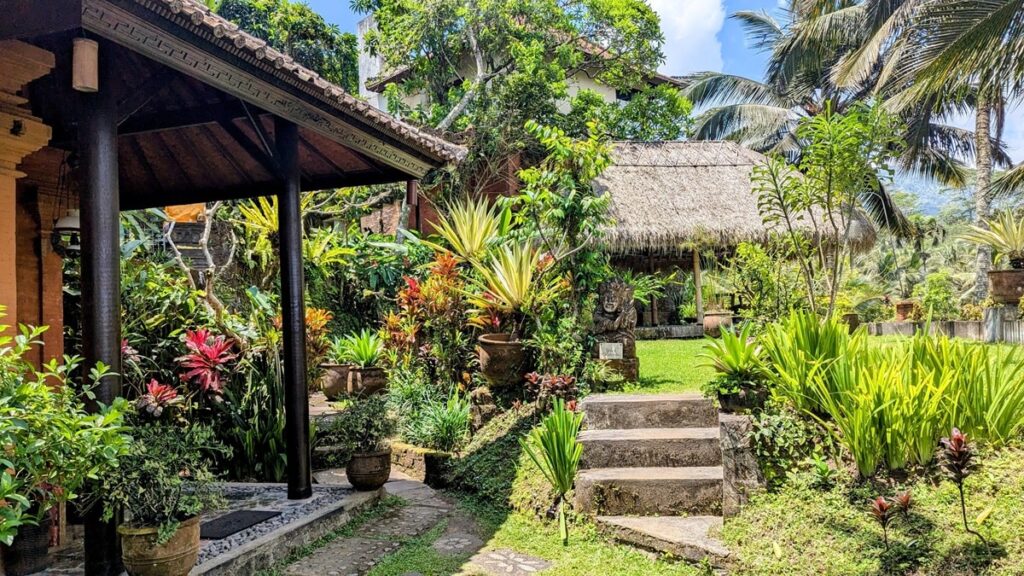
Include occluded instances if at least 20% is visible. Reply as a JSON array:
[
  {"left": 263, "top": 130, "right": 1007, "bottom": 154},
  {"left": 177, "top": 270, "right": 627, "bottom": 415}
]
[
  {"left": 595, "top": 140, "right": 875, "bottom": 327},
  {"left": 0, "top": 1, "right": 464, "bottom": 574}
]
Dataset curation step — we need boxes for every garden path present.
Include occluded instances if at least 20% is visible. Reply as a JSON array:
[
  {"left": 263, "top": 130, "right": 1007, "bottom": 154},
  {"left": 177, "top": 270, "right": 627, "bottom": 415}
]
[{"left": 287, "top": 470, "right": 550, "bottom": 576}]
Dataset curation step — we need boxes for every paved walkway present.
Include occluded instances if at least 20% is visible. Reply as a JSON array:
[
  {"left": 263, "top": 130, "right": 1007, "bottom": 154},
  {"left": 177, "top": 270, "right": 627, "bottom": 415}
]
[{"left": 291, "top": 470, "right": 550, "bottom": 576}]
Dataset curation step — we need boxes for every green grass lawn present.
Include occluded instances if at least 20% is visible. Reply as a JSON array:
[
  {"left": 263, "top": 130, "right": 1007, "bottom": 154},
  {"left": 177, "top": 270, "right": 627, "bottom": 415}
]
[{"left": 619, "top": 338, "right": 714, "bottom": 395}]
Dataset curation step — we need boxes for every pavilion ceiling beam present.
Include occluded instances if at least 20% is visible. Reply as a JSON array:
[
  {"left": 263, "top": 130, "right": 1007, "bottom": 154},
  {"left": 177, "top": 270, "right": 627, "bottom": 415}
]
[
  {"left": 241, "top": 99, "right": 275, "bottom": 160},
  {"left": 117, "top": 100, "right": 254, "bottom": 137},
  {"left": 216, "top": 116, "right": 282, "bottom": 179},
  {"left": 116, "top": 67, "right": 177, "bottom": 126}
]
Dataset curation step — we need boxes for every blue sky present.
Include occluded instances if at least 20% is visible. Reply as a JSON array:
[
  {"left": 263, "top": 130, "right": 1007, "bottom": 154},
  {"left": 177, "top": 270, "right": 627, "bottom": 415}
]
[{"left": 306, "top": 0, "right": 1022, "bottom": 165}]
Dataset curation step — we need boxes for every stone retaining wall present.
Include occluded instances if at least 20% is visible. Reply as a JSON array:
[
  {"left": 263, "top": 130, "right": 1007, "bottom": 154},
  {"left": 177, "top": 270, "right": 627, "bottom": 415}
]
[
  {"left": 391, "top": 442, "right": 452, "bottom": 487},
  {"left": 866, "top": 308, "right": 1024, "bottom": 343},
  {"left": 719, "top": 413, "right": 764, "bottom": 518}
]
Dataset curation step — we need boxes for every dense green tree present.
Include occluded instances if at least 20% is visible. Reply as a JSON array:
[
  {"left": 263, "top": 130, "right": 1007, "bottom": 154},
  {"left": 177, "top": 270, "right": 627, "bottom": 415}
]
[
  {"left": 208, "top": 0, "right": 360, "bottom": 94},
  {"left": 353, "top": 0, "right": 691, "bottom": 188}
]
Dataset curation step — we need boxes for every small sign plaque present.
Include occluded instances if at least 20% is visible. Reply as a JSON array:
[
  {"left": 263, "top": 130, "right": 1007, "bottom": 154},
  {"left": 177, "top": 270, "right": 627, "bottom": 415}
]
[{"left": 598, "top": 342, "right": 624, "bottom": 360}]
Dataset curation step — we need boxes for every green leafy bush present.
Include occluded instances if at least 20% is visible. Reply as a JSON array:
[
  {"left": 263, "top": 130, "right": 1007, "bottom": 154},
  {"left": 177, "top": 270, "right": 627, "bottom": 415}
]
[
  {"left": 750, "top": 400, "right": 827, "bottom": 488},
  {"left": 96, "top": 424, "right": 225, "bottom": 544},
  {"left": 403, "top": 392, "right": 472, "bottom": 453},
  {"left": 0, "top": 323, "right": 129, "bottom": 545},
  {"left": 324, "top": 396, "right": 395, "bottom": 454},
  {"left": 912, "top": 272, "right": 959, "bottom": 320}
]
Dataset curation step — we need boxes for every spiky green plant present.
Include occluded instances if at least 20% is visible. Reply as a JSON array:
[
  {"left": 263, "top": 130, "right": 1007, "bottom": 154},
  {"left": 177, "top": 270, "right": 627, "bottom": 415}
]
[
  {"left": 961, "top": 211, "right": 1024, "bottom": 268},
  {"left": 336, "top": 330, "right": 383, "bottom": 368},
  {"left": 467, "top": 242, "right": 562, "bottom": 338},
  {"left": 424, "top": 197, "right": 510, "bottom": 263},
  {"left": 520, "top": 399, "right": 583, "bottom": 546}
]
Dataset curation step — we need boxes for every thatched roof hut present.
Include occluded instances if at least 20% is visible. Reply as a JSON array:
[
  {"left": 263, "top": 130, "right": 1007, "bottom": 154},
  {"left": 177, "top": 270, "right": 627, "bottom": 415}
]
[{"left": 595, "top": 140, "right": 875, "bottom": 255}]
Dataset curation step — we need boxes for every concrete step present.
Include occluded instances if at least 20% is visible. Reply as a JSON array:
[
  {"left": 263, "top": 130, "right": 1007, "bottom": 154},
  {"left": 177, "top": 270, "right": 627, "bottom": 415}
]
[
  {"left": 581, "top": 393, "right": 718, "bottom": 430},
  {"left": 579, "top": 428, "right": 722, "bottom": 469},
  {"left": 575, "top": 466, "right": 724, "bottom": 516},
  {"left": 597, "top": 515, "right": 730, "bottom": 567}
]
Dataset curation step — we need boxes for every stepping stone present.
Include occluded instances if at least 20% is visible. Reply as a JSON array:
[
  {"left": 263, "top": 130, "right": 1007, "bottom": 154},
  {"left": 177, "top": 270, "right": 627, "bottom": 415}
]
[
  {"left": 581, "top": 393, "right": 718, "bottom": 430},
  {"left": 597, "top": 515, "right": 730, "bottom": 567},
  {"left": 432, "top": 508, "right": 485, "bottom": 556},
  {"left": 575, "top": 466, "right": 724, "bottom": 516},
  {"left": 579, "top": 427, "right": 722, "bottom": 469},
  {"left": 284, "top": 536, "right": 403, "bottom": 576},
  {"left": 462, "top": 549, "right": 551, "bottom": 575}
]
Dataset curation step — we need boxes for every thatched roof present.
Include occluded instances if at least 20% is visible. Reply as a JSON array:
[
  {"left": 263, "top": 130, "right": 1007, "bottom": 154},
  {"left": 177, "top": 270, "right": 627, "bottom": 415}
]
[{"left": 595, "top": 140, "right": 875, "bottom": 255}]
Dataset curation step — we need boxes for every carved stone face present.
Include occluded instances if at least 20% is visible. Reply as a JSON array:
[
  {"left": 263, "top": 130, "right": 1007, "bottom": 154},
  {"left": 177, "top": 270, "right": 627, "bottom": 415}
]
[
  {"left": 599, "top": 279, "right": 632, "bottom": 315},
  {"left": 602, "top": 290, "right": 619, "bottom": 313}
]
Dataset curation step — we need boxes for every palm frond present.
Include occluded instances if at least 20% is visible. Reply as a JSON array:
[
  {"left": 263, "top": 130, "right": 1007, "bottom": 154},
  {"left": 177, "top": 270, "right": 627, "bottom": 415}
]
[
  {"left": 676, "top": 72, "right": 790, "bottom": 108},
  {"left": 860, "top": 181, "right": 915, "bottom": 237},
  {"left": 732, "top": 10, "right": 785, "bottom": 53},
  {"left": 990, "top": 163, "right": 1024, "bottom": 197},
  {"left": 690, "top": 104, "right": 794, "bottom": 144}
]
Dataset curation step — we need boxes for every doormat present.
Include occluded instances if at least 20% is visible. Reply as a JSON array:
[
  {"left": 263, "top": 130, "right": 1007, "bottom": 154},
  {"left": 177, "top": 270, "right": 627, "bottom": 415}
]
[{"left": 200, "top": 510, "right": 282, "bottom": 540}]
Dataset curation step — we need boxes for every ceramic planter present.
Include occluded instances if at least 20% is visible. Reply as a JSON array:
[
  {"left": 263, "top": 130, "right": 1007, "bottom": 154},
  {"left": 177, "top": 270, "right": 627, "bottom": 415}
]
[
  {"left": 895, "top": 299, "right": 916, "bottom": 321},
  {"left": 348, "top": 366, "right": 387, "bottom": 396},
  {"left": 1, "top": 512, "right": 52, "bottom": 576},
  {"left": 319, "top": 363, "right": 353, "bottom": 400},
  {"left": 988, "top": 270, "right": 1024, "bottom": 305},
  {"left": 346, "top": 448, "right": 392, "bottom": 491},
  {"left": 119, "top": 515, "right": 200, "bottom": 576},
  {"left": 702, "top": 311, "right": 733, "bottom": 338},
  {"left": 476, "top": 333, "right": 529, "bottom": 388}
]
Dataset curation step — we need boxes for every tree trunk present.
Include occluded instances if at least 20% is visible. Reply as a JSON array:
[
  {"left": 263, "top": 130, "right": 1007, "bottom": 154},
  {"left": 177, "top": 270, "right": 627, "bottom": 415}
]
[{"left": 973, "top": 93, "right": 994, "bottom": 300}]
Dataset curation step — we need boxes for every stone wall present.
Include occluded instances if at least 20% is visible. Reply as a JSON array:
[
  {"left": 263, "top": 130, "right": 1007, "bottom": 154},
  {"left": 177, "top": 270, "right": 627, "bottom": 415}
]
[
  {"left": 719, "top": 413, "right": 764, "bottom": 518},
  {"left": 391, "top": 442, "right": 452, "bottom": 488}
]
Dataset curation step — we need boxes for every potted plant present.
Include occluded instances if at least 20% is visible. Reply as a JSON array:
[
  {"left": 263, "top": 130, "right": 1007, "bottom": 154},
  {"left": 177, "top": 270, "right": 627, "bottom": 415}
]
[
  {"left": 327, "top": 396, "right": 396, "bottom": 491},
  {"left": 337, "top": 329, "right": 386, "bottom": 396},
  {"left": 0, "top": 323, "right": 128, "bottom": 576},
  {"left": 96, "top": 422, "right": 224, "bottom": 576},
  {"left": 468, "top": 243, "right": 560, "bottom": 387},
  {"left": 320, "top": 337, "right": 354, "bottom": 400},
  {"left": 699, "top": 323, "right": 769, "bottom": 412},
  {"left": 962, "top": 211, "right": 1024, "bottom": 305}
]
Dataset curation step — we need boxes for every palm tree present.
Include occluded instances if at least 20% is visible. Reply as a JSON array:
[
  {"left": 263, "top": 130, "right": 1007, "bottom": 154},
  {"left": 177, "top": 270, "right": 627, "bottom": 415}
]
[
  {"left": 679, "top": 3, "right": 1009, "bottom": 189},
  {"left": 835, "top": 0, "right": 1023, "bottom": 297}
]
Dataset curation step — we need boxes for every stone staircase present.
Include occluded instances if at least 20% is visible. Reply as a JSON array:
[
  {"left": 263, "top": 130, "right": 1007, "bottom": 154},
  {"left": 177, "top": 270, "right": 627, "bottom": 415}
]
[{"left": 575, "top": 393, "right": 731, "bottom": 566}]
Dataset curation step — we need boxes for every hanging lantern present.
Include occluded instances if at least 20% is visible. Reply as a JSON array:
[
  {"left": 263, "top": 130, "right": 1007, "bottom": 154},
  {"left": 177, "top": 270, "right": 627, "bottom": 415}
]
[
  {"left": 72, "top": 38, "right": 99, "bottom": 93},
  {"left": 51, "top": 209, "right": 81, "bottom": 256}
]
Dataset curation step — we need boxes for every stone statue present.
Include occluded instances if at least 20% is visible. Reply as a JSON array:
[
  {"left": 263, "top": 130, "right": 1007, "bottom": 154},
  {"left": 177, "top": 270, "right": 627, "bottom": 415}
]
[{"left": 592, "top": 278, "right": 639, "bottom": 380}]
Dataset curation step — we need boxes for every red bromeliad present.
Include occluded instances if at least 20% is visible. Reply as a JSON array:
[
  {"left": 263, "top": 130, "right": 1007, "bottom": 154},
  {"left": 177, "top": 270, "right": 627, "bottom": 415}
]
[
  {"left": 177, "top": 329, "right": 237, "bottom": 397},
  {"left": 869, "top": 496, "right": 895, "bottom": 549},
  {"left": 136, "top": 379, "right": 182, "bottom": 418}
]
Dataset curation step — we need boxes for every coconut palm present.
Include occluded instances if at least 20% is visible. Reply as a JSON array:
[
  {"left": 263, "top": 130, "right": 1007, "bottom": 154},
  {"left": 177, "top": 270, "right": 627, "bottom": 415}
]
[
  {"left": 678, "top": 3, "right": 1011, "bottom": 191},
  {"left": 833, "top": 0, "right": 1023, "bottom": 296}
]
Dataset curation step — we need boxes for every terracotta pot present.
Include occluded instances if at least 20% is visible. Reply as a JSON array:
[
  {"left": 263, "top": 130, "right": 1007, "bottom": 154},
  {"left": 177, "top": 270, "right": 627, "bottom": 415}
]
[
  {"left": 348, "top": 366, "right": 387, "bottom": 396},
  {"left": 702, "top": 311, "right": 733, "bottom": 338},
  {"left": 476, "top": 333, "right": 529, "bottom": 387},
  {"left": 842, "top": 312, "right": 861, "bottom": 332},
  {"left": 718, "top": 387, "right": 769, "bottom": 413},
  {"left": 1, "top": 512, "right": 52, "bottom": 576},
  {"left": 346, "top": 448, "right": 392, "bottom": 491},
  {"left": 319, "top": 363, "right": 353, "bottom": 400},
  {"left": 119, "top": 515, "right": 200, "bottom": 576},
  {"left": 895, "top": 300, "right": 916, "bottom": 321},
  {"left": 988, "top": 270, "right": 1024, "bottom": 305}
]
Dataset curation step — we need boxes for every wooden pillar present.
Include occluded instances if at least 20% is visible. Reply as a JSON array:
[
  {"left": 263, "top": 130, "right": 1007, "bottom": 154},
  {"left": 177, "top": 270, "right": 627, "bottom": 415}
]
[
  {"left": 693, "top": 250, "right": 704, "bottom": 324},
  {"left": 80, "top": 41, "right": 122, "bottom": 576},
  {"left": 275, "top": 117, "right": 312, "bottom": 500},
  {"left": 648, "top": 254, "right": 659, "bottom": 326},
  {"left": 406, "top": 179, "right": 419, "bottom": 231},
  {"left": 0, "top": 41, "right": 53, "bottom": 332}
]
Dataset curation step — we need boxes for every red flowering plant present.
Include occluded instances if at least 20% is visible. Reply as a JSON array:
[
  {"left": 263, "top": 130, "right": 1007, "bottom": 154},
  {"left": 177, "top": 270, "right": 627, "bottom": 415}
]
[
  {"left": 524, "top": 372, "right": 579, "bottom": 409},
  {"left": 135, "top": 379, "right": 185, "bottom": 420},
  {"left": 383, "top": 254, "right": 474, "bottom": 381},
  {"left": 177, "top": 328, "right": 237, "bottom": 402}
]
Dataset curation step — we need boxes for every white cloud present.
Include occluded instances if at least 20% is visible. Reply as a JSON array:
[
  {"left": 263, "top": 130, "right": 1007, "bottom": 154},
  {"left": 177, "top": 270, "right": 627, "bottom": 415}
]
[{"left": 649, "top": 0, "right": 726, "bottom": 76}]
